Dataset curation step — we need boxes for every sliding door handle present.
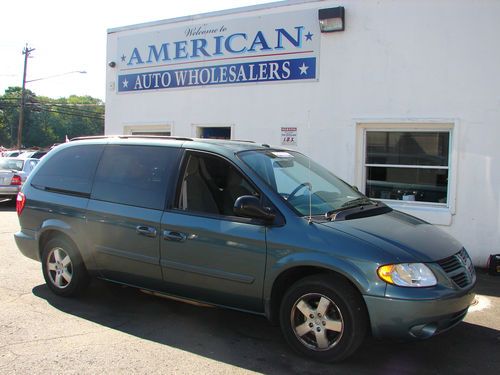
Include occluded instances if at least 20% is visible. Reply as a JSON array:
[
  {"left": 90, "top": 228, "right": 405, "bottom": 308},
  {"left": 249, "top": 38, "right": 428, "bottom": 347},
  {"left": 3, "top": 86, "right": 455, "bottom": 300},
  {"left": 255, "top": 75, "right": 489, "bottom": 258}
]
[{"left": 136, "top": 226, "right": 157, "bottom": 238}]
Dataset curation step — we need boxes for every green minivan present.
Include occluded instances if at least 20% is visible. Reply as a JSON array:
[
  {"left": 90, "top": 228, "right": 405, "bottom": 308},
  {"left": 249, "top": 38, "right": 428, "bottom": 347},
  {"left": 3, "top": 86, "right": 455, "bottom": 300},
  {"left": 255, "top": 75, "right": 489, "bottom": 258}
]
[{"left": 15, "top": 136, "right": 476, "bottom": 362}]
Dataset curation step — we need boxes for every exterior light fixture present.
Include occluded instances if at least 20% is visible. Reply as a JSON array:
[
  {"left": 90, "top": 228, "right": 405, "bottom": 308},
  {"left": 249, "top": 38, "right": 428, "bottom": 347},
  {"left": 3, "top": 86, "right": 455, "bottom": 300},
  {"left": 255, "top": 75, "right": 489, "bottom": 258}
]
[
  {"left": 318, "top": 6, "right": 345, "bottom": 32},
  {"left": 108, "top": 61, "right": 116, "bottom": 68}
]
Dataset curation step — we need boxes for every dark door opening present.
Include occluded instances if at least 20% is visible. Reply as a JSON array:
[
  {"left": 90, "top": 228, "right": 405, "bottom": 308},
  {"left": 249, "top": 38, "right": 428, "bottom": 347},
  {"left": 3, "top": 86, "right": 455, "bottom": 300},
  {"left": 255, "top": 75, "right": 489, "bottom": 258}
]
[{"left": 196, "top": 127, "right": 231, "bottom": 139}]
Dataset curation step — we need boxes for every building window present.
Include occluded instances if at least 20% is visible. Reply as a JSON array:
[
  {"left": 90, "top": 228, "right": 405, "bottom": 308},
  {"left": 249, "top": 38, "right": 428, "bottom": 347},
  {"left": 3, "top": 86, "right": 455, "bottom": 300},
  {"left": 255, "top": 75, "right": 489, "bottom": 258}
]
[
  {"left": 194, "top": 126, "right": 231, "bottom": 139},
  {"left": 364, "top": 130, "right": 451, "bottom": 205},
  {"left": 123, "top": 124, "right": 172, "bottom": 136}
]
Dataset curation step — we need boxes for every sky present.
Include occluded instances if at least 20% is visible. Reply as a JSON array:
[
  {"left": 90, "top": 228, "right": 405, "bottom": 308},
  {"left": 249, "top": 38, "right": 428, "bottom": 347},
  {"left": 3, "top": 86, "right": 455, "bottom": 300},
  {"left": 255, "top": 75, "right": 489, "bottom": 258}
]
[{"left": 1, "top": 0, "right": 279, "bottom": 101}]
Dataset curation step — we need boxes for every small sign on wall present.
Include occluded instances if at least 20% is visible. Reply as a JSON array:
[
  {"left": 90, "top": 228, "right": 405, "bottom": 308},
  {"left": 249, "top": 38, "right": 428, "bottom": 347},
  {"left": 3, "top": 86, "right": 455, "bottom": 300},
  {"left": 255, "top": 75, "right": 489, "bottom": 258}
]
[{"left": 281, "top": 127, "right": 298, "bottom": 146}]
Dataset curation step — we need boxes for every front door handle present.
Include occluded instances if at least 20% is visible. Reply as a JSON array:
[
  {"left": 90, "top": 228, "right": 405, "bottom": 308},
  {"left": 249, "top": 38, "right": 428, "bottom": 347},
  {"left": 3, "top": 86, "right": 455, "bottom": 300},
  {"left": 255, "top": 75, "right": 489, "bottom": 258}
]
[
  {"left": 163, "top": 231, "right": 187, "bottom": 242},
  {"left": 136, "top": 226, "right": 157, "bottom": 238}
]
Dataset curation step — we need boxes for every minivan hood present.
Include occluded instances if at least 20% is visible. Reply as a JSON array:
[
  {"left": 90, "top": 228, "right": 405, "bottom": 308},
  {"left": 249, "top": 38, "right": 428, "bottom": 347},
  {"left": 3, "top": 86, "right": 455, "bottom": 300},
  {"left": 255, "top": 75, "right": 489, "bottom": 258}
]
[{"left": 318, "top": 210, "right": 463, "bottom": 263}]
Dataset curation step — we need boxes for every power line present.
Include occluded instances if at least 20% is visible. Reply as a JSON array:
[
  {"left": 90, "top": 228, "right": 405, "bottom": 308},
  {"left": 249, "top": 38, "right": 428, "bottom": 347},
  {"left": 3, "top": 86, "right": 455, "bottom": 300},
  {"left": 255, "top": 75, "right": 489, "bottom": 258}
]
[
  {"left": 1, "top": 99, "right": 104, "bottom": 116},
  {"left": 0, "top": 100, "right": 104, "bottom": 120},
  {"left": 29, "top": 102, "right": 104, "bottom": 116},
  {"left": 31, "top": 106, "right": 104, "bottom": 120},
  {"left": 29, "top": 96, "right": 104, "bottom": 105}
]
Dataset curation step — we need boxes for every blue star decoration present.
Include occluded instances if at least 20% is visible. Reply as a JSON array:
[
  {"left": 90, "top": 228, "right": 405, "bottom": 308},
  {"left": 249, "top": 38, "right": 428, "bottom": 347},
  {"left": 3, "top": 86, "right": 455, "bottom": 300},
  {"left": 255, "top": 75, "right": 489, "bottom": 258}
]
[
  {"left": 299, "top": 63, "right": 309, "bottom": 75},
  {"left": 122, "top": 78, "right": 129, "bottom": 88},
  {"left": 121, "top": 54, "right": 127, "bottom": 62},
  {"left": 305, "top": 32, "right": 314, "bottom": 41}
]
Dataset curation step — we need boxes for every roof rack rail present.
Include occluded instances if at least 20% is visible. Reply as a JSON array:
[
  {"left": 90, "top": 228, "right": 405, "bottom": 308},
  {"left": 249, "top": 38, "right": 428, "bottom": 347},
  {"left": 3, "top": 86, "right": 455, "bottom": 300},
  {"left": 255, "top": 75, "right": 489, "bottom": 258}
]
[
  {"left": 232, "top": 139, "right": 256, "bottom": 143},
  {"left": 70, "top": 135, "right": 194, "bottom": 142}
]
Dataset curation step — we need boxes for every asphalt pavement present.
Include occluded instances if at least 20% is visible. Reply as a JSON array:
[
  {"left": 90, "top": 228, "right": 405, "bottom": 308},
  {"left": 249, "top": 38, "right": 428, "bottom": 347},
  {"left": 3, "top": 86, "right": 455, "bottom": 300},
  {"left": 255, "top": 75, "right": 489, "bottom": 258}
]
[{"left": 0, "top": 199, "right": 498, "bottom": 374}]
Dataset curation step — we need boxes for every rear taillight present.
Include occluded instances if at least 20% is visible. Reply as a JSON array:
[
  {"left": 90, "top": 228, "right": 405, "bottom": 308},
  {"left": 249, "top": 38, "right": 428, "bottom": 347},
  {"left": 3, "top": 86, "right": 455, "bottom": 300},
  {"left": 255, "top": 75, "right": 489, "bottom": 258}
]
[
  {"left": 16, "top": 192, "right": 26, "bottom": 216},
  {"left": 11, "top": 175, "right": 22, "bottom": 186}
]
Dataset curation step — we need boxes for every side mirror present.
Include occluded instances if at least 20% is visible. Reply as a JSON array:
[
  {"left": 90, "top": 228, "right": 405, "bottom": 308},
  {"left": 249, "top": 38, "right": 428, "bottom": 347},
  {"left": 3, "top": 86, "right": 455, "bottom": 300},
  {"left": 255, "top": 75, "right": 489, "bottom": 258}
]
[{"left": 234, "top": 195, "right": 276, "bottom": 222}]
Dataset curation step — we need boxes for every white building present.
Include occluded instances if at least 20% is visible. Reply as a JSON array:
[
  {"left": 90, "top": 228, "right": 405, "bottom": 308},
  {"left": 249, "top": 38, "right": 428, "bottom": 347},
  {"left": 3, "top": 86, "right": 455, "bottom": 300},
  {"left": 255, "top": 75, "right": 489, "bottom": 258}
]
[{"left": 105, "top": 0, "right": 500, "bottom": 266}]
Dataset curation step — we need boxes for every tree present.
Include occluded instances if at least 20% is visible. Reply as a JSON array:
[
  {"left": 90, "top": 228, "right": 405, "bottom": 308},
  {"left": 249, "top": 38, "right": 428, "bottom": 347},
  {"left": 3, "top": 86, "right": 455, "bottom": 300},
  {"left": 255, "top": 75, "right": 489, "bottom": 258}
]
[{"left": 0, "top": 87, "right": 104, "bottom": 148}]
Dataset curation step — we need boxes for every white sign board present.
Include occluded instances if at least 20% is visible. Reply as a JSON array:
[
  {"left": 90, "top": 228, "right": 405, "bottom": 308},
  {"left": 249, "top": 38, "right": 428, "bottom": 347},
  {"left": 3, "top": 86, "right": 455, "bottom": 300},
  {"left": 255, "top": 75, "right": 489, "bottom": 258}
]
[
  {"left": 115, "top": 9, "right": 320, "bottom": 92},
  {"left": 281, "top": 127, "right": 298, "bottom": 146}
]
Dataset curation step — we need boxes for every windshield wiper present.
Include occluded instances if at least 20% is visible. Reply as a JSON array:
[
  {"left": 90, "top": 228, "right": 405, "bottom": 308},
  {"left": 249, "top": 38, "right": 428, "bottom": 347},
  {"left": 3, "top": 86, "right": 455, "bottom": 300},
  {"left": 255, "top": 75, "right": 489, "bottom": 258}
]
[
  {"left": 325, "top": 198, "right": 385, "bottom": 221},
  {"left": 340, "top": 197, "right": 373, "bottom": 208}
]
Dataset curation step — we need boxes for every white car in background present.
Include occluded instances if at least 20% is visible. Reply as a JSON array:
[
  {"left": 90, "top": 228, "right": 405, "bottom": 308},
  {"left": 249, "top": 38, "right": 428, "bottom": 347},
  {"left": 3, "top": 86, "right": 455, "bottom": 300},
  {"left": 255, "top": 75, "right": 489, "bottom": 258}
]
[
  {"left": 0, "top": 158, "right": 40, "bottom": 201},
  {"left": 1, "top": 150, "right": 22, "bottom": 158}
]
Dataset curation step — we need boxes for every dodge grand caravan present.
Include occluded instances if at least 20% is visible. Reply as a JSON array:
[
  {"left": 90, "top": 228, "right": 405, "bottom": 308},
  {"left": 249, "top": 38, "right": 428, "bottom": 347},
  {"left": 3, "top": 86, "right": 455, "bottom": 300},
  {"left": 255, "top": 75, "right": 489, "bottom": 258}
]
[{"left": 15, "top": 136, "right": 476, "bottom": 362}]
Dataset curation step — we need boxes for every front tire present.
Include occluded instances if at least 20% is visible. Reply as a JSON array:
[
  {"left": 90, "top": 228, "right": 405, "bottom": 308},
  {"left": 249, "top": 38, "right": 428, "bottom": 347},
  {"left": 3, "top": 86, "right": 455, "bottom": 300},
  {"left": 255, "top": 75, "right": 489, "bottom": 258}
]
[
  {"left": 279, "top": 274, "right": 368, "bottom": 362},
  {"left": 41, "top": 237, "right": 89, "bottom": 297}
]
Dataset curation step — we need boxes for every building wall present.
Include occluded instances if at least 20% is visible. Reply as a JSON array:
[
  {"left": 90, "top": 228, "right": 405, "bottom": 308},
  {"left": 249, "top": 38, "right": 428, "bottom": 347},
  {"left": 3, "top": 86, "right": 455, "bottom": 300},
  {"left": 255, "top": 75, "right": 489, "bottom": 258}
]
[{"left": 105, "top": 0, "right": 500, "bottom": 266}]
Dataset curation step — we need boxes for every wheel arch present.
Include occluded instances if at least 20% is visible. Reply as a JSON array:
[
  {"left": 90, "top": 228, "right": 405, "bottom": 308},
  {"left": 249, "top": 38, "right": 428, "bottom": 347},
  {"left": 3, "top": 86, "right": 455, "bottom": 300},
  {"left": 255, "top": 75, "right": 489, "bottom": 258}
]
[
  {"left": 37, "top": 219, "right": 94, "bottom": 270},
  {"left": 39, "top": 229, "right": 74, "bottom": 259},
  {"left": 265, "top": 260, "right": 371, "bottom": 325},
  {"left": 39, "top": 227, "right": 91, "bottom": 297}
]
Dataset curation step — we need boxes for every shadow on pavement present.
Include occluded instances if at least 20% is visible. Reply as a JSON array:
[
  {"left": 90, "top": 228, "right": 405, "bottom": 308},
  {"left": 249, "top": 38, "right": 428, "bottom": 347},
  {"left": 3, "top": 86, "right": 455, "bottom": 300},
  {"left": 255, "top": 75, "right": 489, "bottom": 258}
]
[
  {"left": 0, "top": 198, "right": 15, "bottom": 211},
  {"left": 32, "top": 280, "right": 500, "bottom": 375},
  {"left": 474, "top": 268, "right": 500, "bottom": 298}
]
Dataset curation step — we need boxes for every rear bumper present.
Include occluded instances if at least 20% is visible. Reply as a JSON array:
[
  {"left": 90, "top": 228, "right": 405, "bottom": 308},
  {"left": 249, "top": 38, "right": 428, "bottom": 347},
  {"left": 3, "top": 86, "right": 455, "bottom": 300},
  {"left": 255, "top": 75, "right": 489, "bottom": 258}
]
[
  {"left": 0, "top": 186, "right": 19, "bottom": 196},
  {"left": 14, "top": 229, "right": 40, "bottom": 262},
  {"left": 364, "top": 287, "right": 476, "bottom": 339}
]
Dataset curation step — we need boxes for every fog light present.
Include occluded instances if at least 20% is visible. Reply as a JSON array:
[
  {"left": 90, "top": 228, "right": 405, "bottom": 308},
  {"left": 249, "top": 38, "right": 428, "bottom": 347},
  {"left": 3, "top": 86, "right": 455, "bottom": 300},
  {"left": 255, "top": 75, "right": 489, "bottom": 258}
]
[{"left": 409, "top": 323, "right": 437, "bottom": 339}]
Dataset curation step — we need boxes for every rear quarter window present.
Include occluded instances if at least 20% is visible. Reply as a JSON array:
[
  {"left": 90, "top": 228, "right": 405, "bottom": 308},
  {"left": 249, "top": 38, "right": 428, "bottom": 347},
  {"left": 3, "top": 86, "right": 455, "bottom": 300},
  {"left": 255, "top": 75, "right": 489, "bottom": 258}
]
[{"left": 31, "top": 145, "right": 104, "bottom": 195}]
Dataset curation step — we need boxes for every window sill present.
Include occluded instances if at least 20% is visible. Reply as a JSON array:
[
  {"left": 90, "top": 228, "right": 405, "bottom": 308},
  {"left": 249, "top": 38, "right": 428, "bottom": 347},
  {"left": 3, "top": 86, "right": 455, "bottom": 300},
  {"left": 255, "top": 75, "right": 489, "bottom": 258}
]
[{"left": 382, "top": 201, "right": 452, "bottom": 226}]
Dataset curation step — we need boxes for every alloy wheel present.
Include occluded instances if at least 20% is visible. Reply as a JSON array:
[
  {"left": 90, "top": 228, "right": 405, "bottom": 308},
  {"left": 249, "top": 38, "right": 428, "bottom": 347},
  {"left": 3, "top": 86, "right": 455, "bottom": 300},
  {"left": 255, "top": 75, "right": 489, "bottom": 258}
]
[
  {"left": 46, "top": 247, "right": 73, "bottom": 289},
  {"left": 290, "top": 293, "right": 344, "bottom": 351}
]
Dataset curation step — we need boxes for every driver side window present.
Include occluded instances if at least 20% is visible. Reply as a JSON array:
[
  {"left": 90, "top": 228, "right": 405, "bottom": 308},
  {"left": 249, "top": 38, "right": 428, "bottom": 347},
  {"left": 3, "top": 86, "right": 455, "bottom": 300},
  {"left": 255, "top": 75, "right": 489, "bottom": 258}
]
[{"left": 176, "top": 152, "right": 258, "bottom": 216}]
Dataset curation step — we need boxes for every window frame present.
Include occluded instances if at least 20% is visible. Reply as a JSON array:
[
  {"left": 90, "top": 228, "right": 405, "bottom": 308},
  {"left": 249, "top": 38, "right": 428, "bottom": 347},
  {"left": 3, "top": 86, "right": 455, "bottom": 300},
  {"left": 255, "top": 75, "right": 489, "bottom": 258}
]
[
  {"left": 169, "top": 149, "right": 282, "bottom": 225},
  {"left": 90, "top": 144, "right": 181, "bottom": 211},
  {"left": 31, "top": 144, "right": 105, "bottom": 197},
  {"left": 123, "top": 123, "right": 173, "bottom": 136},
  {"left": 356, "top": 121, "right": 458, "bottom": 226},
  {"left": 190, "top": 123, "right": 234, "bottom": 139}
]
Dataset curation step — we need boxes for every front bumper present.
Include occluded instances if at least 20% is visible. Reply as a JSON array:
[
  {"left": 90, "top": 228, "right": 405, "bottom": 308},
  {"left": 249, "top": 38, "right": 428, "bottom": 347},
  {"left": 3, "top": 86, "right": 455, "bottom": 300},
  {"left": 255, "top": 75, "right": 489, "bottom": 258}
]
[
  {"left": 364, "top": 287, "right": 476, "bottom": 339},
  {"left": 14, "top": 229, "right": 40, "bottom": 262}
]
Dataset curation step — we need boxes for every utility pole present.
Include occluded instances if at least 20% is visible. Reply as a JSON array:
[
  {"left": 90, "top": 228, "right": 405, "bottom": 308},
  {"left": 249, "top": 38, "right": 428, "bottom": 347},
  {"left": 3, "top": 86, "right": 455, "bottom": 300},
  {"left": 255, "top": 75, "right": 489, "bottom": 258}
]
[{"left": 17, "top": 44, "right": 35, "bottom": 149}]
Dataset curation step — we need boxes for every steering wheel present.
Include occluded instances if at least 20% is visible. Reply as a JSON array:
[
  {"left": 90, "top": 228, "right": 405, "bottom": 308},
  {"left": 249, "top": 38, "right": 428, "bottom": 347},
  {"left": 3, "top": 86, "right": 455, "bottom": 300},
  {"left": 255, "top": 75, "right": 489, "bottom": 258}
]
[{"left": 287, "top": 182, "right": 312, "bottom": 201}]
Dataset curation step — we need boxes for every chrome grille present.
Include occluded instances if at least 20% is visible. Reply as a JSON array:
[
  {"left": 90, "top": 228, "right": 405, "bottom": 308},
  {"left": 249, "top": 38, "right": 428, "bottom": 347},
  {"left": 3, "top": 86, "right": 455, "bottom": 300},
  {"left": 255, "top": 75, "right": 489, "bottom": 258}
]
[{"left": 437, "top": 248, "right": 475, "bottom": 288}]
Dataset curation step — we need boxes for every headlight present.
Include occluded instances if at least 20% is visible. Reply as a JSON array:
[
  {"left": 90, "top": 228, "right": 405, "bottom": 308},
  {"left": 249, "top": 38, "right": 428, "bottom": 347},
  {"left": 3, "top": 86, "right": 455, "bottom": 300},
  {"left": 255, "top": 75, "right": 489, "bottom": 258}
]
[{"left": 377, "top": 263, "right": 437, "bottom": 287}]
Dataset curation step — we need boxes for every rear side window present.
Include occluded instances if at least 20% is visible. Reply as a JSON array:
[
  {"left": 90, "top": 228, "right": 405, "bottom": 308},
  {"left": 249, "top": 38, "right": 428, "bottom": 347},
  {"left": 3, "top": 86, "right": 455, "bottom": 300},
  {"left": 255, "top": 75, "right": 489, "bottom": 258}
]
[
  {"left": 31, "top": 145, "right": 104, "bottom": 196},
  {"left": 91, "top": 145, "right": 180, "bottom": 210}
]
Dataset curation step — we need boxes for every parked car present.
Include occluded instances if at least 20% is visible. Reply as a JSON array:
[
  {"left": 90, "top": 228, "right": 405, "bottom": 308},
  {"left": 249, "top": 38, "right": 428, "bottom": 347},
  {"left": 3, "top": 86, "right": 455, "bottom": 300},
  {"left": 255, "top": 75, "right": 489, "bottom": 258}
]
[
  {"left": 29, "top": 150, "right": 49, "bottom": 159},
  {"left": 0, "top": 158, "right": 39, "bottom": 201},
  {"left": 1, "top": 150, "right": 22, "bottom": 158},
  {"left": 18, "top": 149, "right": 49, "bottom": 159},
  {"left": 14, "top": 136, "right": 476, "bottom": 362}
]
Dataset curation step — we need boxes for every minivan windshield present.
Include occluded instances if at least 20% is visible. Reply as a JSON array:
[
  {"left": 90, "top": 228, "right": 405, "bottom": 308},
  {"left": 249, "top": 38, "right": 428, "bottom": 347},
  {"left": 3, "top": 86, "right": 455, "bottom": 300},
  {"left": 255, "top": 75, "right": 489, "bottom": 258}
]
[{"left": 239, "top": 150, "right": 367, "bottom": 216}]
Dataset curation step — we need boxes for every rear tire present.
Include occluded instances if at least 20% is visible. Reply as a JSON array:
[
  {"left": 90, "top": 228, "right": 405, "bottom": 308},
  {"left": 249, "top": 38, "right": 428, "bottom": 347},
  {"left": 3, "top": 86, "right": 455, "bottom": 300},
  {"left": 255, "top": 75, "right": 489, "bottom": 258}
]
[
  {"left": 41, "top": 236, "right": 89, "bottom": 297},
  {"left": 279, "top": 274, "right": 368, "bottom": 362}
]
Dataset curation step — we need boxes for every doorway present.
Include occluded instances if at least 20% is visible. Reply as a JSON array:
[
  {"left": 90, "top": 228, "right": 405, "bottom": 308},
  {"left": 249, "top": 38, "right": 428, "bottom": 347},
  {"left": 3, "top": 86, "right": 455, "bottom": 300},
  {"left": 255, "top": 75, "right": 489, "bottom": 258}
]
[{"left": 195, "top": 126, "right": 231, "bottom": 139}]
